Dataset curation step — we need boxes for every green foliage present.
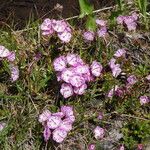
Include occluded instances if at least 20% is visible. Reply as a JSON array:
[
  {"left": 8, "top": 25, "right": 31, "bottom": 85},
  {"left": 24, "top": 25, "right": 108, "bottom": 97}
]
[
  {"left": 122, "top": 120, "right": 150, "bottom": 149},
  {"left": 79, "top": 0, "right": 96, "bottom": 31}
]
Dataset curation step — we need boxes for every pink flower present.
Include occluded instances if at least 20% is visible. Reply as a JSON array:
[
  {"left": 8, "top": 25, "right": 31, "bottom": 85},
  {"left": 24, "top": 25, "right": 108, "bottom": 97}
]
[
  {"left": 60, "top": 106, "right": 74, "bottom": 118},
  {"left": 61, "top": 68, "right": 75, "bottom": 83},
  {"left": 98, "top": 112, "right": 103, "bottom": 120},
  {"left": 96, "top": 19, "right": 106, "bottom": 26},
  {"left": 0, "top": 122, "right": 6, "bottom": 131},
  {"left": 52, "top": 128, "right": 68, "bottom": 143},
  {"left": 127, "top": 75, "right": 137, "bottom": 85},
  {"left": 74, "top": 64, "right": 90, "bottom": 75},
  {"left": 109, "top": 58, "right": 121, "bottom": 77},
  {"left": 60, "top": 83, "right": 74, "bottom": 98},
  {"left": 83, "top": 31, "right": 95, "bottom": 41},
  {"left": 117, "top": 16, "right": 125, "bottom": 24},
  {"left": 97, "top": 27, "right": 107, "bottom": 37},
  {"left": 40, "top": 18, "right": 54, "bottom": 35},
  {"left": 66, "top": 53, "right": 84, "bottom": 67},
  {"left": 52, "top": 20, "right": 67, "bottom": 33},
  {"left": 58, "top": 30, "right": 72, "bottom": 43},
  {"left": 58, "top": 119, "right": 73, "bottom": 132},
  {"left": 74, "top": 83, "right": 87, "bottom": 95},
  {"left": 9, "top": 65, "right": 19, "bottom": 82},
  {"left": 88, "top": 143, "right": 96, "bottom": 150},
  {"left": 43, "top": 126, "right": 51, "bottom": 142},
  {"left": 107, "top": 85, "right": 119, "bottom": 98},
  {"left": 38, "top": 110, "right": 51, "bottom": 123},
  {"left": 114, "top": 49, "right": 126, "bottom": 58},
  {"left": 56, "top": 72, "right": 62, "bottom": 81},
  {"left": 112, "top": 64, "right": 122, "bottom": 77},
  {"left": 94, "top": 126, "right": 105, "bottom": 140},
  {"left": 138, "top": 144, "right": 143, "bottom": 150},
  {"left": 69, "top": 75, "right": 85, "bottom": 87},
  {"left": 47, "top": 116, "right": 62, "bottom": 129},
  {"left": 119, "top": 145, "right": 125, "bottom": 150},
  {"left": 115, "top": 87, "right": 124, "bottom": 97},
  {"left": 109, "top": 58, "right": 116, "bottom": 69},
  {"left": 91, "top": 61, "right": 103, "bottom": 77},
  {"left": 7, "top": 52, "right": 16, "bottom": 62},
  {"left": 139, "top": 96, "right": 149, "bottom": 105},
  {"left": 53, "top": 56, "right": 67, "bottom": 72},
  {"left": 146, "top": 75, "right": 150, "bottom": 81},
  {"left": 0, "top": 45, "right": 10, "bottom": 57}
]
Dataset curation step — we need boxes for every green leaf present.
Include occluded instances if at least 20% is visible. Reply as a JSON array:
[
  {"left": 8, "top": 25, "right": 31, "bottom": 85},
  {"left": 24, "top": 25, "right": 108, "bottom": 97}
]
[
  {"left": 79, "top": 0, "right": 94, "bottom": 18},
  {"left": 85, "top": 15, "right": 96, "bottom": 31}
]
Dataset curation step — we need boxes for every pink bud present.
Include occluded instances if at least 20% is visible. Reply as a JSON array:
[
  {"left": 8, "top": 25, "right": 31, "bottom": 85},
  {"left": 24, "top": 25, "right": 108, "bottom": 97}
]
[
  {"left": 43, "top": 126, "right": 51, "bottom": 142},
  {"left": 9, "top": 64, "right": 19, "bottom": 82}
]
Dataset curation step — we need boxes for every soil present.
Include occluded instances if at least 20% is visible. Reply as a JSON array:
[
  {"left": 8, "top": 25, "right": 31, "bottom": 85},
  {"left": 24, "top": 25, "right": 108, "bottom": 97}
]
[{"left": 0, "top": 0, "right": 115, "bottom": 29}]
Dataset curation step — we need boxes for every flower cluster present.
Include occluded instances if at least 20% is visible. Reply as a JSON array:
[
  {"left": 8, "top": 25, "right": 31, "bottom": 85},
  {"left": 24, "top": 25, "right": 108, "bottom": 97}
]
[
  {"left": 0, "top": 45, "right": 19, "bottom": 82},
  {"left": 53, "top": 53, "right": 103, "bottom": 98},
  {"left": 83, "top": 19, "right": 107, "bottom": 41},
  {"left": 38, "top": 106, "right": 75, "bottom": 143},
  {"left": 117, "top": 12, "right": 138, "bottom": 31},
  {"left": 40, "top": 19, "right": 72, "bottom": 43}
]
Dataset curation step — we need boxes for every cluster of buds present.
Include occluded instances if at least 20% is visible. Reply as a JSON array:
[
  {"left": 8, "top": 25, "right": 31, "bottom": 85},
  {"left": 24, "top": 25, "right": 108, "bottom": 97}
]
[
  {"left": 38, "top": 106, "right": 75, "bottom": 143},
  {"left": 117, "top": 12, "right": 138, "bottom": 31},
  {"left": 40, "top": 19, "right": 72, "bottom": 43},
  {"left": 0, "top": 45, "right": 19, "bottom": 82},
  {"left": 83, "top": 19, "right": 107, "bottom": 41},
  {"left": 53, "top": 53, "right": 103, "bottom": 98}
]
